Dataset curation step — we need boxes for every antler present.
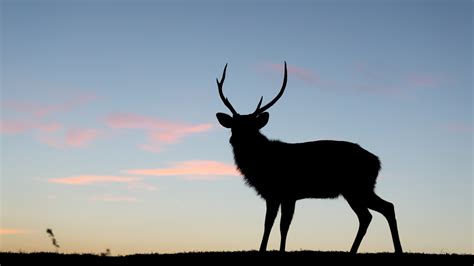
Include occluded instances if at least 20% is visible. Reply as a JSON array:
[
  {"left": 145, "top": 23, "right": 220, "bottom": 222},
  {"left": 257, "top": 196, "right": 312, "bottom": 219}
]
[
  {"left": 253, "top": 61, "right": 287, "bottom": 115},
  {"left": 217, "top": 63, "right": 238, "bottom": 116}
]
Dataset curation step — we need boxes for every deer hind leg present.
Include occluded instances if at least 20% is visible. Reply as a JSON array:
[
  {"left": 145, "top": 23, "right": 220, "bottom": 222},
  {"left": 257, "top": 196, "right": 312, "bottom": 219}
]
[
  {"left": 367, "top": 193, "right": 403, "bottom": 253},
  {"left": 279, "top": 200, "right": 296, "bottom": 252},
  {"left": 347, "top": 199, "right": 372, "bottom": 253},
  {"left": 259, "top": 200, "right": 280, "bottom": 252}
]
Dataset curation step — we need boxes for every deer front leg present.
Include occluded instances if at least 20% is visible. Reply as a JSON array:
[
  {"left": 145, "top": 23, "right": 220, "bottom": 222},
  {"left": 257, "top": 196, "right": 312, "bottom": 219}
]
[
  {"left": 279, "top": 200, "right": 296, "bottom": 252},
  {"left": 259, "top": 200, "right": 280, "bottom": 252}
]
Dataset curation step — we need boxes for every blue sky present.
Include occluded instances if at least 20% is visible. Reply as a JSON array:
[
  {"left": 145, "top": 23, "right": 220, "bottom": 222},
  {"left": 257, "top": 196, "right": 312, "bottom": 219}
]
[{"left": 1, "top": 0, "right": 472, "bottom": 254}]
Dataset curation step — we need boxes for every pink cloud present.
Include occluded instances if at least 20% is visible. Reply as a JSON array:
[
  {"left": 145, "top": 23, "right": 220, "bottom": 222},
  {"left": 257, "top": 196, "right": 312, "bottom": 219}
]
[
  {"left": 0, "top": 120, "right": 32, "bottom": 134},
  {"left": 106, "top": 113, "right": 213, "bottom": 152},
  {"left": 48, "top": 175, "right": 141, "bottom": 185},
  {"left": 261, "top": 63, "right": 320, "bottom": 85},
  {"left": 48, "top": 174, "right": 158, "bottom": 192},
  {"left": 65, "top": 128, "right": 100, "bottom": 148},
  {"left": 36, "top": 128, "right": 101, "bottom": 149},
  {"left": 4, "top": 93, "right": 96, "bottom": 118},
  {"left": 89, "top": 194, "right": 139, "bottom": 203},
  {"left": 125, "top": 160, "right": 239, "bottom": 180},
  {"left": 0, "top": 228, "right": 27, "bottom": 235},
  {"left": 2, "top": 93, "right": 100, "bottom": 149},
  {"left": 440, "top": 123, "right": 473, "bottom": 134},
  {"left": 106, "top": 113, "right": 212, "bottom": 133},
  {"left": 407, "top": 74, "right": 439, "bottom": 87},
  {"left": 106, "top": 113, "right": 165, "bottom": 130},
  {"left": 36, "top": 134, "right": 64, "bottom": 149},
  {"left": 0, "top": 120, "right": 63, "bottom": 134},
  {"left": 149, "top": 124, "right": 213, "bottom": 143},
  {"left": 36, "top": 122, "right": 63, "bottom": 133},
  {"left": 353, "top": 62, "right": 443, "bottom": 97}
]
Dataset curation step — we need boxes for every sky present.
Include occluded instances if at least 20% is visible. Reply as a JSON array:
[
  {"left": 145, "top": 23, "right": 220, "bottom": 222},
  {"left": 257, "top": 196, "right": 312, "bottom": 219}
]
[{"left": 1, "top": 0, "right": 472, "bottom": 255}]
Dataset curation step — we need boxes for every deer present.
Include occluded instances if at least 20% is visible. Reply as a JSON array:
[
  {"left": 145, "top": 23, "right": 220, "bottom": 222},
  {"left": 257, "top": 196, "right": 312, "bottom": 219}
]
[{"left": 215, "top": 62, "right": 403, "bottom": 254}]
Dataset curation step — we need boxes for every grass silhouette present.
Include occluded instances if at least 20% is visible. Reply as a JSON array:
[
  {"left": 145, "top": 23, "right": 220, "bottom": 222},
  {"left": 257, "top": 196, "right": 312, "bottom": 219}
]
[{"left": 1, "top": 251, "right": 472, "bottom": 264}]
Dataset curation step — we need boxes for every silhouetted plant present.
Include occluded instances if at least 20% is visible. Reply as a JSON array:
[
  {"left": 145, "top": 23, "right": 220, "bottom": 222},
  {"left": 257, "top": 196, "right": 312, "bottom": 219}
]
[
  {"left": 100, "top": 248, "right": 111, "bottom": 256},
  {"left": 215, "top": 62, "right": 403, "bottom": 254},
  {"left": 46, "top": 228, "right": 60, "bottom": 251}
]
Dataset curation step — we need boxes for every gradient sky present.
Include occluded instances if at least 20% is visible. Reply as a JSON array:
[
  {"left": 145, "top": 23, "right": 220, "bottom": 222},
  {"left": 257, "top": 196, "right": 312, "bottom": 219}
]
[{"left": 1, "top": 0, "right": 472, "bottom": 255}]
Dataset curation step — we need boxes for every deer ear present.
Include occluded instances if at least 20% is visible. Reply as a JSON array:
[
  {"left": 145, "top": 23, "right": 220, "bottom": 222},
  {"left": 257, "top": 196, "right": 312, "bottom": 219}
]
[
  {"left": 216, "top": 113, "right": 233, "bottom": 128},
  {"left": 256, "top": 112, "right": 269, "bottom": 129}
]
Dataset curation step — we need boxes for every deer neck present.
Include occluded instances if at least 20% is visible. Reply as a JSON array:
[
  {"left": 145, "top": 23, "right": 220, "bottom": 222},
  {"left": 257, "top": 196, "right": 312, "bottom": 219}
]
[
  {"left": 230, "top": 131, "right": 269, "bottom": 149},
  {"left": 230, "top": 131, "right": 271, "bottom": 167},
  {"left": 230, "top": 131, "right": 271, "bottom": 190}
]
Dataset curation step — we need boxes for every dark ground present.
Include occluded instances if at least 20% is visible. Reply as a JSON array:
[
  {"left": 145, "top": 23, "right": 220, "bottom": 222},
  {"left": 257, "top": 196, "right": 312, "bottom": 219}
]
[{"left": 1, "top": 251, "right": 472, "bottom": 265}]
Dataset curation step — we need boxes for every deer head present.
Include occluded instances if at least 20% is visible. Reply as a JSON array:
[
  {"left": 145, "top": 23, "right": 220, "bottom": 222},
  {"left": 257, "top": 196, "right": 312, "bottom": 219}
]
[{"left": 216, "top": 62, "right": 287, "bottom": 142}]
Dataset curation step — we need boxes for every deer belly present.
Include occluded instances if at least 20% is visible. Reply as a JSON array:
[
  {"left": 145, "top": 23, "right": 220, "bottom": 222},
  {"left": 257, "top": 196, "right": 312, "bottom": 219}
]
[
  {"left": 265, "top": 177, "right": 342, "bottom": 200},
  {"left": 298, "top": 180, "right": 341, "bottom": 199}
]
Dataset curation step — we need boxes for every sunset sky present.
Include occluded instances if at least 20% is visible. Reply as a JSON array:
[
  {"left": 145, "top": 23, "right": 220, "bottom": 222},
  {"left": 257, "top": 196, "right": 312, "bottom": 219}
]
[{"left": 1, "top": 0, "right": 472, "bottom": 255}]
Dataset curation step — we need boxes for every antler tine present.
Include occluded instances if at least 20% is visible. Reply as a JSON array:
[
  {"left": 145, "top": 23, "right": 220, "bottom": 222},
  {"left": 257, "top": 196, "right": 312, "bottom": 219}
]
[
  {"left": 253, "top": 96, "right": 263, "bottom": 114},
  {"left": 217, "top": 63, "right": 238, "bottom": 116},
  {"left": 254, "top": 61, "right": 287, "bottom": 115}
]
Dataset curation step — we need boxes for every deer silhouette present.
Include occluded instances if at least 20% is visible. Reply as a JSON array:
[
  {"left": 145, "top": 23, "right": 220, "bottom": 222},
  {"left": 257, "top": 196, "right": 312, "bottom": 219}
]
[{"left": 215, "top": 62, "right": 403, "bottom": 254}]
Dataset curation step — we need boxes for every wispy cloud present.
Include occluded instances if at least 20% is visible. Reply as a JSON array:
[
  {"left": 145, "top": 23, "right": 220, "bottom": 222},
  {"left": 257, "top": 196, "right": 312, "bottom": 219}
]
[
  {"left": 36, "top": 128, "right": 101, "bottom": 148},
  {"left": 0, "top": 120, "right": 63, "bottom": 135},
  {"left": 65, "top": 128, "right": 101, "bottom": 148},
  {"left": 406, "top": 74, "right": 440, "bottom": 88},
  {"left": 353, "top": 62, "right": 443, "bottom": 96},
  {"left": 36, "top": 122, "right": 63, "bottom": 133},
  {"left": 3, "top": 97, "right": 211, "bottom": 152},
  {"left": 0, "top": 228, "right": 27, "bottom": 235},
  {"left": 48, "top": 174, "right": 157, "bottom": 192},
  {"left": 0, "top": 120, "right": 32, "bottom": 134},
  {"left": 125, "top": 160, "right": 239, "bottom": 180},
  {"left": 89, "top": 194, "right": 139, "bottom": 203},
  {"left": 2, "top": 120, "right": 100, "bottom": 149},
  {"left": 259, "top": 61, "right": 443, "bottom": 99},
  {"left": 260, "top": 63, "right": 320, "bottom": 85},
  {"left": 3, "top": 93, "right": 96, "bottom": 118},
  {"left": 439, "top": 122, "right": 473, "bottom": 134},
  {"left": 1, "top": 93, "right": 101, "bottom": 149},
  {"left": 48, "top": 160, "right": 234, "bottom": 203},
  {"left": 48, "top": 175, "right": 141, "bottom": 185},
  {"left": 106, "top": 113, "right": 213, "bottom": 152}
]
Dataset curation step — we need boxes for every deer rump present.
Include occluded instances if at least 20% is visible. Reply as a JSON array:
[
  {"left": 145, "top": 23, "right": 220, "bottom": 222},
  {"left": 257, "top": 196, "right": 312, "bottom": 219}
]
[{"left": 233, "top": 140, "right": 381, "bottom": 201}]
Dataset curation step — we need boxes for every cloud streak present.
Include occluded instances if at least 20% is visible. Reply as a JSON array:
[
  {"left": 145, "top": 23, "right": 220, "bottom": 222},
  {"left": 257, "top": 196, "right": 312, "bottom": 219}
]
[
  {"left": 3, "top": 93, "right": 96, "bottom": 118},
  {"left": 261, "top": 63, "right": 320, "bottom": 85},
  {"left": 406, "top": 74, "right": 440, "bottom": 88},
  {"left": 353, "top": 62, "right": 443, "bottom": 96},
  {"left": 125, "top": 160, "right": 239, "bottom": 180},
  {"left": 0, "top": 120, "right": 63, "bottom": 135},
  {"left": 106, "top": 113, "right": 213, "bottom": 152},
  {"left": 36, "top": 128, "right": 101, "bottom": 148},
  {"left": 259, "top": 61, "right": 443, "bottom": 100},
  {"left": 0, "top": 228, "right": 27, "bottom": 235},
  {"left": 48, "top": 174, "right": 157, "bottom": 192},
  {"left": 48, "top": 175, "right": 141, "bottom": 185},
  {"left": 2, "top": 120, "right": 100, "bottom": 149},
  {"left": 440, "top": 122, "right": 473, "bottom": 134},
  {"left": 2, "top": 93, "right": 101, "bottom": 149},
  {"left": 2, "top": 96, "right": 212, "bottom": 151},
  {"left": 47, "top": 160, "right": 235, "bottom": 203},
  {"left": 65, "top": 128, "right": 101, "bottom": 148}
]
